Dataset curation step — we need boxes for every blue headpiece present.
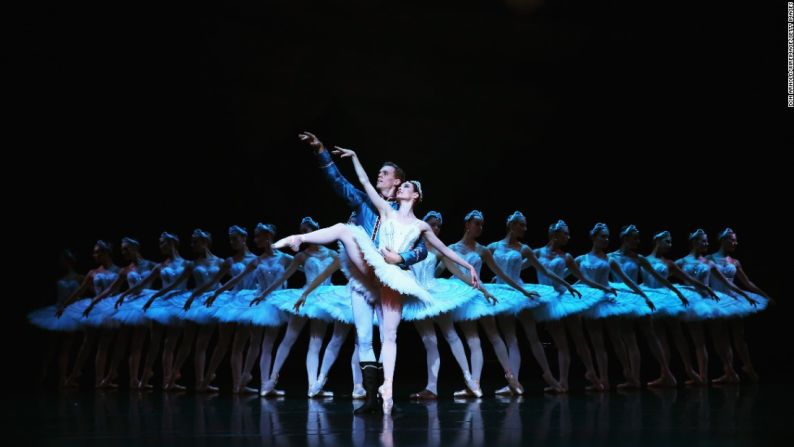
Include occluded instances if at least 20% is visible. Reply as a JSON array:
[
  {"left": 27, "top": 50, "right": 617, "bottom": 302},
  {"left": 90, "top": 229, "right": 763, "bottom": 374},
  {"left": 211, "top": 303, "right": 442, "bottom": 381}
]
[
  {"left": 423, "top": 211, "right": 443, "bottom": 225},
  {"left": 301, "top": 217, "right": 320, "bottom": 231},
  {"left": 590, "top": 223, "right": 609, "bottom": 238},
  {"left": 464, "top": 210, "right": 484, "bottom": 222},
  {"left": 228, "top": 225, "right": 248, "bottom": 237}
]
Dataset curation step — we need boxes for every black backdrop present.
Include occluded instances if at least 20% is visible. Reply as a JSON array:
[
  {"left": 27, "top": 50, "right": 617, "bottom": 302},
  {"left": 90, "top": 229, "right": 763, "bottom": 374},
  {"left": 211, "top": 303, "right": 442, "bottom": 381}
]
[{"left": 11, "top": 0, "right": 791, "bottom": 390}]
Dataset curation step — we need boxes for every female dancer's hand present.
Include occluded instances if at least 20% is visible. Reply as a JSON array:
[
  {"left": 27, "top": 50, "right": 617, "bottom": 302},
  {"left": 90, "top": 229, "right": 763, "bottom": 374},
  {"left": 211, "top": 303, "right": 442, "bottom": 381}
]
[
  {"left": 523, "top": 289, "right": 540, "bottom": 300},
  {"left": 183, "top": 297, "right": 195, "bottom": 311},
  {"left": 82, "top": 301, "right": 96, "bottom": 317},
  {"left": 332, "top": 146, "right": 356, "bottom": 159},
  {"left": 55, "top": 305, "right": 65, "bottom": 318},
  {"left": 643, "top": 295, "right": 656, "bottom": 311},
  {"left": 676, "top": 289, "right": 690, "bottom": 307},
  {"left": 567, "top": 285, "right": 582, "bottom": 298},
  {"left": 114, "top": 293, "right": 127, "bottom": 309},
  {"left": 603, "top": 286, "right": 618, "bottom": 296},
  {"left": 204, "top": 291, "right": 220, "bottom": 307},
  {"left": 293, "top": 294, "right": 308, "bottom": 312},
  {"left": 482, "top": 288, "right": 498, "bottom": 305},
  {"left": 249, "top": 294, "right": 266, "bottom": 306},
  {"left": 469, "top": 267, "right": 481, "bottom": 289},
  {"left": 142, "top": 297, "right": 156, "bottom": 312}
]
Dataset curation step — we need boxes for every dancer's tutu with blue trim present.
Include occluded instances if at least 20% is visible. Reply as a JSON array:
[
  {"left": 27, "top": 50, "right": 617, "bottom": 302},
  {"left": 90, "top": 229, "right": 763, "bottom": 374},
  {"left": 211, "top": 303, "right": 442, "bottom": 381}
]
[
  {"left": 112, "top": 291, "right": 153, "bottom": 326},
  {"left": 28, "top": 305, "right": 82, "bottom": 332},
  {"left": 710, "top": 259, "right": 769, "bottom": 317},
  {"left": 534, "top": 285, "right": 607, "bottom": 322}
]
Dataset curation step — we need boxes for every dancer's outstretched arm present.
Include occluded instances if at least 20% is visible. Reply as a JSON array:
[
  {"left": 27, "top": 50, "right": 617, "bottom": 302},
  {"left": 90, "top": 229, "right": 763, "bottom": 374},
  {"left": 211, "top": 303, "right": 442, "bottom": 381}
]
[
  {"left": 707, "top": 262, "right": 754, "bottom": 305},
  {"left": 568, "top": 255, "right": 617, "bottom": 295},
  {"left": 520, "top": 245, "right": 581, "bottom": 298},
  {"left": 665, "top": 260, "right": 718, "bottom": 299},
  {"left": 251, "top": 253, "right": 307, "bottom": 306},
  {"left": 56, "top": 271, "right": 94, "bottom": 316},
  {"left": 82, "top": 270, "right": 128, "bottom": 316},
  {"left": 184, "top": 261, "right": 232, "bottom": 310},
  {"left": 479, "top": 246, "right": 535, "bottom": 299},
  {"left": 419, "top": 226, "right": 480, "bottom": 288},
  {"left": 608, "top": 259, "right": 655, "bottom": 310},
  {"left": 634, "top": 255, "right": 688, "bottom": 305},
  {"left": 204, "top": 258, "right": 259, "bottom": 306},
  {"left": 332, "top": 147, "right": 391, "bottom": 216},
  {"left": 142, "top": 262, "right": 194, "bottom": 310},
  {"left": 300, "top": 131, "right": 366, "bottom": 209},
  {"left": 294, "top": 257, "right": 341, "bottom": 311},
  {"left": 115, "top": 265, "right": 162, "bottom": 308},
  {"left": 437, "top": 254, "right": 497, "bottom": 304}
]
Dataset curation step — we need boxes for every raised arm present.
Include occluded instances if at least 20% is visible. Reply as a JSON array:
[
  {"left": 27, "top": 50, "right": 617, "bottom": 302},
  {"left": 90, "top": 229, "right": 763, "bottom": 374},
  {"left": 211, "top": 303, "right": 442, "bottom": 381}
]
[
  {"left": 251, "top": 253, "right": 307, "bottom": 306},
  {"left": 332, "top": 147, "right": 391, "bottom": 216},
  {"left": 301, "top": 131, "right": 366, "bottom": 209},
  {"left": 608, "top": 259, "right": 654, "bottom": 310}
]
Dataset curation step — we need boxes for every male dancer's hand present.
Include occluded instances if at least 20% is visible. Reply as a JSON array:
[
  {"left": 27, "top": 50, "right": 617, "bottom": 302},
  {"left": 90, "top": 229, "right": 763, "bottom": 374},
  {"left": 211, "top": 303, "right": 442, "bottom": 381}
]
[
  {"left": 298, "top": 131, "right": 325, "bottom": 153},
  {"left": 381, "top": 248, "right": 403, "bottom": 265}
]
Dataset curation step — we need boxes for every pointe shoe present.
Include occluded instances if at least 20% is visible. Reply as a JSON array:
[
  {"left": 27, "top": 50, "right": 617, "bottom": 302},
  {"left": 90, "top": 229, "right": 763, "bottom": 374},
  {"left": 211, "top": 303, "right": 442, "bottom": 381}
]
[
  {"left": 584, "top": 371, "right": 605, "bottom": 392},
  {"left": 379, "top": 380, "right": 394, "bottom": 415},
  {"left": 259, "top": 375, "right": 279, "bottom": 397},
  {"left": 494, "top": 385, "right": 513, "bottom": 396},
  {"left": 463, "top": 373, "right": 483, "bottom": 398},
  {"left": 504, "top": 372, "right": 524, "bottom": 395},
  {"left": 352, "top": 384, "right": 367, "bottom": 399},
  {"left": 274, "top": 235, "right": 304, "bottom": 252},
  {"left": 453, "top": 387, "right": 476, "bottom": 398},
  {"left": 712, "top": 371, "right": 740, "bottom": 385},
  {"left": 308, "top": 375, "right": 328, "bottom": 397}
]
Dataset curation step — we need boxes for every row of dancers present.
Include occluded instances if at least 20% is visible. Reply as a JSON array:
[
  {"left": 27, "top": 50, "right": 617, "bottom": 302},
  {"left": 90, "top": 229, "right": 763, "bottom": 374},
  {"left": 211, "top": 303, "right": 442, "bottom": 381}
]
[{"left": 29, "top": 132, "right": 772, "bottom": 416}]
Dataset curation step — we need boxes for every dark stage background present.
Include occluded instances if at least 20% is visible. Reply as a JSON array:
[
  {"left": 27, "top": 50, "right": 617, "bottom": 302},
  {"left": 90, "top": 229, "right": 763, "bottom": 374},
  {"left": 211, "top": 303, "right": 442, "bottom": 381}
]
[{"left": 11, "top": 0, "right": 791, "bottom": 391}]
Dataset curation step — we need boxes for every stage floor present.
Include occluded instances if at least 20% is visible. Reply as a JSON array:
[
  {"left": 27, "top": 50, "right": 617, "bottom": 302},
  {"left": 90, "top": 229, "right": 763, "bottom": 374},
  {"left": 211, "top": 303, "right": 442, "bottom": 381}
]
[{"left": 8, "top": 385, "right": 791, "bottom": 446}]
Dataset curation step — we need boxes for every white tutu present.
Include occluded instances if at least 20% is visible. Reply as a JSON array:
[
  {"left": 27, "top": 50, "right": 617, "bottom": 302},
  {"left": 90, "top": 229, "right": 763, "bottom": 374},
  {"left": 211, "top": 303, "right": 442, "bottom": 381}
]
[
  {"left": 266, "top": 288, "right": 335, "bottom": 321},
  {"left": 643, "top": 286, "right": 694, "bottom": 319},
  {"left": 347, "top": 224, "right": 433, "bottom": 303},
  {"left": 451, "top": 283, "right": 538, "bottom": 321},
  {"left": 680, "top": 289, "right": 736, "bottom": 321},
  {"left": 82, "top": 298, "right": 120, "bottom": 328},
  {"left": 212, "top": 290, "right": 286, "bottom": 327},
  {"left": 711, "top": 290, "right": 769, "bottom": 318},
  {"left": 581, "top": 283, "right": 656, "bottom": 319},
  {"left": 137, "top": 289, "right": 188, "bottom": 325},
  {"left": 401, "top": 278, "right": 482, "bottom": 321},
  {"left": 28, "top": 305, "right": 81, "bottom": 332},
  {"left": 112, "top": 291, "right": 152, "bottom": 326},
  {"left": 182, "top": 291, "right": 219, "bottom": 324},
  {"left": 533, "top": 285, "right": 606, "bottom": 322}
]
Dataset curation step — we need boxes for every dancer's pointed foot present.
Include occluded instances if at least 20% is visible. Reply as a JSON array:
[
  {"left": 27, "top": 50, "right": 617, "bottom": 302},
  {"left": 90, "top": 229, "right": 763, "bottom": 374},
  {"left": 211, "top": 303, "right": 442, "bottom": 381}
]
[
  {"left": 585, "top": 371, "right": 605, "bottom": 392},
  {"left": 379, "top": 380, "right": 394, "bottom": 415},
  {"left": 648, "top": 373, "right": 677, "bottom": 388},
  {"left": 409, "top": 389, "right": 438, "bottom": 400},
  {"left": 712, "top": 371, "right": 740, "bottom": 385},
  {"left": 542, "top": 372, "right": 565, "bottom": 393},
  {"left": 273, "top": 235, "right": 304, "bottom": 252},
  {"left": 352, "top": 384, "right": 366, "bottom": 399},
  {"left": 308, "top": 375, "right": 328, "bottom": 398},
  {"left": 504, "top": 372, "right": 524, "bottom": 395},
  {"left": 463, "top": 374, "right": 484, "bottom": 398},
  {"left": 139, "top": 369, "right": 154, "bottom": 390},
  {"left": 683, "top": 368, "right": 704, "bottom": 386},
  {"left": 453, "top": 387, "right": 477, "bottom": 398},
  {"left": 617, "top": 380, "right": 641, "bottom": 390}
]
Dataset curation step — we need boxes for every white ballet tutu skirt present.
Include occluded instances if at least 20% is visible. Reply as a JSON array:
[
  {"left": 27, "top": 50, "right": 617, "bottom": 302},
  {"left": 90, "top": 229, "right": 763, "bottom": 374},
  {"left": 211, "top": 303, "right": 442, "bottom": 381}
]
[
  {"left": 28, "top": 305, "right": 81, "bottom": 332},
  {"left": 181, "top": 291, "right": 219, "bottom": 324},
  {"left": 135, "top": 289, "right": 189, "bottom": 326},
  {"left": 112, "top": 291, "right": 153, "bottom": 326},
  {"left": 532, "top": 285, "right": 606, "bottom": 322},
  {"left": 212, "top": 290, "right": 286, "bottom": 327},
  {"left": 265, "top": 287, "right": 336, "bottom": 321},
  {"left": 581, "top": 283, "right": 658, "bottom": 319},
  {"left": 451, "top": 283, "right": 536, "bottom": 321}
]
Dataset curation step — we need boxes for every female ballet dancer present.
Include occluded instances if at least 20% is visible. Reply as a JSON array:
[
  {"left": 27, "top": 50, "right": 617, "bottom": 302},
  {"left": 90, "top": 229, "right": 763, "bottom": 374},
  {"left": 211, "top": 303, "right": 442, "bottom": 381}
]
[
  {"left": 487, "top": 211, "right": 584, "bottom": 394},
  {"left": 444, "top": 210, "right": 540, "bottom": 397},
  {"left": 676, "top": 229, "right": 755, "bottom": 384},
  {"left": 186, "top": 225, "right": 258, "bottom": 392},
  {"left": 707, "top": 228, "right": 772, "bottom": 382},
  {"left": 82, "top": 237, "right": 157, "bottom": 388},
  {"left": 28, "top": 250, "right": 84, "bottom": 386},
  {"left": 272, "top": 146, "right": 481, "bottom": 415},
  {"left": 55, "top": 241, "right": 120, "bottom": 387},
  {"left": 405, "top": 211, "right": 495, "bottom": 400},
  {"left": 114, "top": 232, "right": 189, "bottom": 389},
  {"left": 204, "top": 223, "right": 291, "bottom": 395},
  {"left": 531, "top": 220, "right": 611, "bottom": 392},
  {"left": 253, "top": 216, "right": 345, "bottom": 397},
  {"left": 644, "top": 230, "right": 718, "bottom": 386},
  {"left": 577, "top": 223, "right": 655, "bottom": 390},
  {"left": 607, "top": 224, "right": 686, "bottom": 388},
  {"left": 139, "top": 229, "right": 224, "bottom": 390}
]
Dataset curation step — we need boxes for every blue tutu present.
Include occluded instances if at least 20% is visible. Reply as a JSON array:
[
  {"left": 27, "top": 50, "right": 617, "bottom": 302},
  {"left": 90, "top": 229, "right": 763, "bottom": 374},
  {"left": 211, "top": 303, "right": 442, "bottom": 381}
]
[
  {"left": 266, "top": 288, "right": 334, "bottom": 321},
  {"left": 112, "top": 291, "right": 152, "bottom": 326},
  {"left": 138, "top": 289, "right": 188, "bottom": 325},
  {"left": 581, "top": 283, "right": 655, "bottom": 319},
  {"left": 533, "top": 285, "right": 606, "bottom": 322},
  {"left": 680, "top": 290, "right": 736, "bottom": 321},
  {"left": 401, "top": 278, "right": 482, "bottom": 321},
  {"left": 81, "top": 298, "right": 120, "bottom": 328},
  {"left": 182, "top": 291, "right": 219, "bottom": 324},
  {"left": 213, "top": 290, "right": 285, "bottom": 327},
  {"left": 712, "top": 290, "right": 769, "bottom": 318},
  {"left": 28, "top": 305, "right": 81, "bottom": 332},
  {"left": 308, "top": 285, "right": 355, "bottom": 324},
  {"left": 451, "top": 283, "right": 541, "bottom": 321}
]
